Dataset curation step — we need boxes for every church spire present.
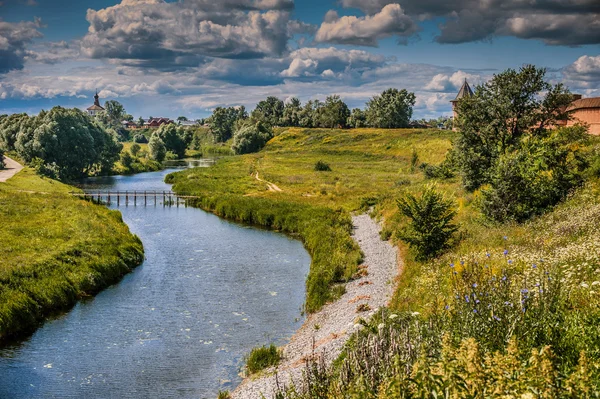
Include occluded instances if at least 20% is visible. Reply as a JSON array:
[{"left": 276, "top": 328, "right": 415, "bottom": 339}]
[{"left": 94, "top": 89, "right": 100, "bottom": 107}]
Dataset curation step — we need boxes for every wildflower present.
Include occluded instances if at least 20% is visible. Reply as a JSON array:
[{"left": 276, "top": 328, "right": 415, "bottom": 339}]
[
  {"left": 450, "top": 263, "right": 455, "bottom": 268},
  {"left": 503, "top": 236, "right": 508, "bottom": 240},
  {"left": 473, "top": 283, "right": 478, "bottom": 288},
  {"left": 465, "top": 295, "right": 470, "bottom": 303},
  {"left": 493, "top": 315, "right": 501, "bottom": 321},
  {"left": 486, "top": 252, "right": 491, "bottom": 258},
  {"left": 460, "top": 260, "right": 465, "bottom": 266},
  {"left": 454, "top": 271, "right": 458, "bottom": 275},
  {"left": 502, "top": 276, "right": 507, "bottom": 281},
  {"left": 581, "top": 283, "right": 590, "bottom": 289},
  {"left": 521, "top": 289, "right": 529, "bottom": 294},
  {"left": 473, "top": 309, "right": 478, "bottom": 313},
  {"left": 411, "top": 311, "right": 420, "bottom": 317},
  {"left": 503, "top": 249, "right": 509, "bottom": 256},
  {"left": 445, "top": 305, "right": 449, "bottom": 310},
  {"left": 388, "top": 314, "right": 398, "bottom": 320},
  {"left": 592, "top": 281, "right": 600, "bottom": 286},
  {"left": 378, "top": 323, "right": 385, "bottom": 330},
  {"left": 508, "top": 259, "right": 513, "bottom": 264},
  {"left": 504, "top": 301, "right": 512, "bottom": 306},
  {"left": 532, "top": 264, "right": 537, "bottom": 269},
  {"left": 476, "top": 300, "right": 480, "bottom": 304}
]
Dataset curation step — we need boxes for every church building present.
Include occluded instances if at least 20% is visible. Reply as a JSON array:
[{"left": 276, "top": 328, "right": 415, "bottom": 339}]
[
  {"left": 86, "top": 91, "right": 105, "bottom": 117},
  {"left": 450, "top": 79, "right": 473, "bottom": 131}
]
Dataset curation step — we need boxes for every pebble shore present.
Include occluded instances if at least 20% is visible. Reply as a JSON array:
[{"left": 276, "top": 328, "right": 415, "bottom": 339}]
[{"left": 231, "top": 213, "right": 400, "bottom": 399}]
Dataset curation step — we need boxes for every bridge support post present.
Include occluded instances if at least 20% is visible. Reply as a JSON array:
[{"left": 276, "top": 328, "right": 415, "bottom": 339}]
[
  {"left": 126, "top": 190, "right": 128, "bottom": 207},
  {"left": 117, "top": 192, "right": 120, "bottom": 206},
  {"left": 134, "top": 190, "right": 137, "bottom": 207},
  {"left": 144, "top": 191, "right": 147, "bottom": 206}
]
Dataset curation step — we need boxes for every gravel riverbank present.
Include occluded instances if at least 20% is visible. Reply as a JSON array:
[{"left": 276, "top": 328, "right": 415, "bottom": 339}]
[{"left": 231, "top": 213, "right": 400, "bottom": 399}]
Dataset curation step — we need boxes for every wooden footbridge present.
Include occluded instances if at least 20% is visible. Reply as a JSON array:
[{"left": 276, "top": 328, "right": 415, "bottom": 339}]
[{"left": 71, "top": 190, "right": 200, "bottom": 207}]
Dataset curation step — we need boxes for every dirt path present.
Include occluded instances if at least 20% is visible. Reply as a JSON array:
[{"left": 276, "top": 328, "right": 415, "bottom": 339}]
[
  {"left": 254, "top": 172, "right": 283, "bottom": 192},
  {"left": 0, "top": 156, "right": 24, "bottom": 182},
  {"left": 231, "top": 214, "right": 400, "bottom": 399}
]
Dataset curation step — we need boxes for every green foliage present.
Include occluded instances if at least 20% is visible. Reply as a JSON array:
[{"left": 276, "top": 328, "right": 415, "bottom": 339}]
[
  {"left": 103, "top": 100, "right": 126, "bottom": 126},
  {"left": 365, "top": 88, "right": 416, "bottom": 128},
  {"left": 410, "top": 148, "right": 419, "bottom": 172},
  {"left": 454, "top": 65, "right": 573, "bottom": 191},
  {"left": 148, "top": 133, "right": 166, "bottom": 162},
  {"left": 0, "top": 149, "right": 4, "bottom": 169},
  {"left": 133, "top": 134, "right": 148, "bottom": 143},
  {"left": 479, "top": 126, "right": 589, "bottom": 222},
  {"left": 217, "top": 391, "right": 231, "bottom": 399},
  {"left": 0, "top": 169, "right": 143, "bottom": 341},
  {"left": 397, "top": 186, "right": 458, "bottom": 260},
  {"left": 9, "top": 107, "right": 122, "bottom": 180},
  {"left": 245, "top": 344, "right": 281, "bottom": 374},
  {"left": 282, "top": 97, "right": 302, "bottom": 127},
  {"left": 120, "top": 150, "right": 134, "bottom": 170},
  {"left": 177, "top": 116, "right": 188, "bottom": 122},
  {"left": 231, "top": 121, "right": 274, "bottom": 155},
  {"left": 314, "top": 160, "right": 331, "bottom": 171},
  {"left": 251, "top": 96, "right": 284, "bottom": 127},
  {"left": 153, "top": 124, "right": 187, "bottom": 158},
  {"left": 347, "top": 108, "right": 367, "bottom": 128},
  {"left": 320, "top": 95, "right": 350, "bottom": 129},
  {"left": 129, "top": 143, "right": 141, "bottom": 156},
  {"left": 208, "top": 106, "right": 247, "bottom": 142}
]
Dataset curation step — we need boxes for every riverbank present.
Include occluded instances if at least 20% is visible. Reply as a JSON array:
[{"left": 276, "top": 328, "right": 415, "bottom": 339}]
[
  {"left": 0, "top": 168, "right": 144, "bottom": 343},
  {"left": 232, "top": 213, "right": 399, "bottom": 398}
]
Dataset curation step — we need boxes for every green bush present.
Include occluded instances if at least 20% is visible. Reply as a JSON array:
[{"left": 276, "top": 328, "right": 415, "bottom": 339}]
[
  {"left": 246, "top": 344, "right": 281, "bottom": 374},
  {"left": 314, "top": 160, "right": 331, "bottom": 171},
  {"left": 133, "top": 134, "right": 148, "bottom": 143},
  {"left": 397, "top": 186, "right": 459, "bottom": 261},
  {"left": 0, "top": 149, "right": 4, "bottom": 169},
  {"left": 231, "top": 121, "right": 273, "bottom": 155},
  {"left": 479, "top": 126, "right": 589, "bottom": 222}
]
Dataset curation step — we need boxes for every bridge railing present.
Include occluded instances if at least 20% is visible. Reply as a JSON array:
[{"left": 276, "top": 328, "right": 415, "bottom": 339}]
[{"left": 71, "top": 190, "right": 200, "bottom": 207}]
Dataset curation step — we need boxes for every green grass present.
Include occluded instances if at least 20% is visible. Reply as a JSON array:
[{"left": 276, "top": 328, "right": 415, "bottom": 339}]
[
  {"left": 245, "top": 344, "right": 281, "bottom": 375},
  {"left": 0, "top": 168, "right": 144, "bottom": 342}
]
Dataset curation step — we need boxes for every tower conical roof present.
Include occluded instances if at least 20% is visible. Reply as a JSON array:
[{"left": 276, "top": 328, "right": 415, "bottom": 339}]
[{"left": 454, "top": 79, "right": 474, "bottom": 101}]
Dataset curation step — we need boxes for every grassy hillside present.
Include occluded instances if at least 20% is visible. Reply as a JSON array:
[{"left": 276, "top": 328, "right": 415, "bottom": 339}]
[
  {"left": 0, "top": 169, "right": 144, "bottom": 342},
  {"left": 168, "top": 127, "right": 600, "bottom": 395}
]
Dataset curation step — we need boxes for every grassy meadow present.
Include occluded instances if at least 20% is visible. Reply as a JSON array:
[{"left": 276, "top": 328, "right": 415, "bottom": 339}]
[
  {"left": 0, "top": 168, "right": 144, "bottom": 342},
  {"left": 167, "top": 127, "right": 600, "bottom": 396}
]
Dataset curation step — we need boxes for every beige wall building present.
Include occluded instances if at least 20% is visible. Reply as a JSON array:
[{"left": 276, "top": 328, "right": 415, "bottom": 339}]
[{"left": 566, "top": 96, "right": 600, "bottom": 135}]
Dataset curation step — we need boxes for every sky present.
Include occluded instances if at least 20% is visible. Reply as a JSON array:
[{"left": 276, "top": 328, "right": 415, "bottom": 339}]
[{"left": 0, "top": 0, "right": 599, "bottom": 120}]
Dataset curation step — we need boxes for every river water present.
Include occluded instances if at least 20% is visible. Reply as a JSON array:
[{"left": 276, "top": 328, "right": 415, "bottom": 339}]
[{"left": 0, "top": 166, "right": 310, "bottom": 399}]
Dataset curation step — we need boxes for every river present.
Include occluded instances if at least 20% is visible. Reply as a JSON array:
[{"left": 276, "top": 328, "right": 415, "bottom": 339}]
[{"left": 0, "top": 166, "right": 310, "bottom": 399}]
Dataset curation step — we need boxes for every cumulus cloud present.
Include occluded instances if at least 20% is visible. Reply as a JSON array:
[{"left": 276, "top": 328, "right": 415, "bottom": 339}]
[
  {"left": 281, "top": 47, "right": 387, "bottom": 78},
  {"left": 0, "top": 17, "right": 43, "bottom": 73},
  {"left": 80, "top": 0, "right": 303, "bottom": 68},
  {"left": 339, "top": 0, "right": 600, "bottom": 46},
  {"left": 315, "top": 4, "right": 418, "bottom": 46},
  {"left": 424, "top": 71, "right": 483, "bottom": 92}
]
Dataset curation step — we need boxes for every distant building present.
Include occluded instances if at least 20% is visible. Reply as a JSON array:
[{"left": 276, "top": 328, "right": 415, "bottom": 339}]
[
  {"left": 564, "top": 95, "right": 600, "bottom": 135},
  {"left": 449, "top": 79, "right": 474, "bottom": 130},
  {"left": 86, "top": 91, "right": 105, "bottom": 117},
  {"left": 121, "top": 120, "right": 138, "bottom": 129},
  {"left": 136, "top": 117, "right": 174, "bottom": 129}
]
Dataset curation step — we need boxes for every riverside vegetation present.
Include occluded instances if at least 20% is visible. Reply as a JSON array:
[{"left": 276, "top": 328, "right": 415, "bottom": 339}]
[
  {"left": 171, "top": 68, "right": 600, "bottom": 398},
  {"left": 0, "top": 167, "right": 144, "bottom": 342}
]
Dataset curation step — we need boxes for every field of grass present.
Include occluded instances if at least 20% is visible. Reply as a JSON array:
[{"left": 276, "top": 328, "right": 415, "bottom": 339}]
[
  {"left": 168, "top": 127, "right": 600, "bottom": 395},
  {"left": 0, "top": 168, "right": 144, "bottom": 342}
]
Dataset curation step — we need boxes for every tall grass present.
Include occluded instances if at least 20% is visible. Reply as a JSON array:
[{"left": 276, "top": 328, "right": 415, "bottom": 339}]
[{"left": 0, "top": 168, "right": 144, "bottom": 342}]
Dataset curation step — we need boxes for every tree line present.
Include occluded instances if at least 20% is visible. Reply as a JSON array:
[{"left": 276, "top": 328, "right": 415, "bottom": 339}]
[{"left": 206, "top": 88, "right": 416, "bottom": 155}]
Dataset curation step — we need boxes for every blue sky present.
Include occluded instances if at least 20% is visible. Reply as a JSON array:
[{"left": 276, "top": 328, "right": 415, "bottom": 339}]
[{"left": 0, "top": 0, "right": 598, "bottom": 120}]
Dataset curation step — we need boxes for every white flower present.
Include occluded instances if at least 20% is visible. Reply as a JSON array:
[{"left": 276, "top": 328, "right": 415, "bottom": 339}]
[
  {"left": 378, "top": 323, "right": 385, "bottom": 330},
  {"left": 411, "top": 312, "right": 420, "bottom": 317},
  {"left": 388, "top": 314, "right": 398, "bottom": 320},
  {"left": 581, "top": 282, "right": 589, "bottom": 289},
  {"left": 592, "top": 281, "right": 600, "bottom": 286}
]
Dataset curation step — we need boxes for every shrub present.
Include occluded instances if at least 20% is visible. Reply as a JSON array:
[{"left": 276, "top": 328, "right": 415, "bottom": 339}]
[
  {"left": 148, "top": 133, "right": 166, "bottom": 162},
  {"left": 120, "top": 151, "right": 133, "bottom": 170},
  {"left": 217, "top": 391, "right": 231, "bottom": 399},
  {"left": 130, "top": 143, "right": 141, "bottom": 156},
  {"left": 133, "top": 134, "right": 148, "bottom": 144},
  {"left": 245, "top": 344, "right": 281, "bottom": 374},
  {"left": 397, "top": 186, "right": 459, "bottom": 261},
  {"left": 0, "top": 149, "right": 4, "bottom": 169},
  {"left": 479, "top": 126, "right": 589, "bottom": 222},
  {"left": 231, "top": 121, "right": 273, "bottom": 155},
  {"left": 420, "top": 162, "right": 455, "bottom": 179},
  {"left": 314, "top": 160, "right": 331, "bottom": 171}
]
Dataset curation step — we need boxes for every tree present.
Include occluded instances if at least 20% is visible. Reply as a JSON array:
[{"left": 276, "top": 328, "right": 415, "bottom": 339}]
[
  {"left": 130, "top": 143, "right": 141, "bottom": 157},
  {"left": 137, "top": 116, "right": 145, "bottom": 127},
  {"left": 12, "top": 107, "right": 121, "bottom": 180},
  {"left": 347, "top": 108, "right": 367, "bottom": 128},
  {"left": 120, "top": 150, "right": 134, "bottom": 170},
  {"left": 103, "top": 100, "right": 126, "bottom": 125},
  {"left": 298, "top": 100, "right": 323, "bottom": 128},
  {"left": 365, "top": 88, "right": 416, "bottom": 128},
  {"left": 148, "top": 133, "right": 166, "bottom": 162},
  {"left": 177, "top": 116, "right": 189, "bottom": 122},
  {"left": 155, "top": 124, "right": 187, "bottom": 159},
  {"left": 282, "top": 97, "right": 302, "bottom": 127},
  {"left": 231, "top": 121, "right": 274, "bottom": 155},
  {"left": 0, "top": 149, "right": 4, "bottom": 169},
  {"left": 133, "top": 134, "right": 148, "bottom": 143},
  {"left": 397, "top": 186, "right": 459, "bottom": 261},
  {"left": 320, "top": 95, "right": 350, "bottom": 129},
  {"left": 454, "top": 65, "right": 573, "bottom": 191},
  {"left": 251, "top": 96, "right": 284, "bottom": 127},
  {"left": 208, "top": 106, "right": 247, "bottom": 142}
]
